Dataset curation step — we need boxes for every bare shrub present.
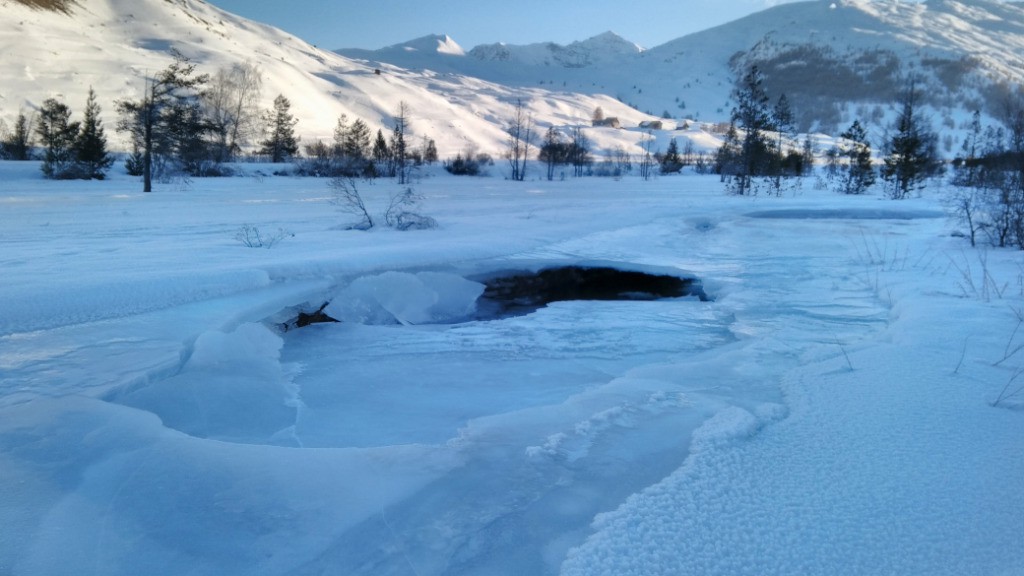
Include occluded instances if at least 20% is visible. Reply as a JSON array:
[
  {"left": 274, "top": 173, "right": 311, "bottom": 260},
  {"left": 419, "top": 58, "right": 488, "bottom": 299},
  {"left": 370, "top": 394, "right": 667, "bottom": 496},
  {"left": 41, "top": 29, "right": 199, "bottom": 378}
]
[{"left": 235, "top": 224, "right": 292, "bottom": 248}]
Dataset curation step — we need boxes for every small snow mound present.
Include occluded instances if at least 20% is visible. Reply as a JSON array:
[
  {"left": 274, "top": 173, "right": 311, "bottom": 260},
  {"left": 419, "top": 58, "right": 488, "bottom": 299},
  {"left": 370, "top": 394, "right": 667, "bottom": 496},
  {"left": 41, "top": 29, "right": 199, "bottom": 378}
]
[
  {"left": 186, "top": 322, "right": 282, "bottom": 370},
  {"left": 690, "top": 406, "right": 761, "bottom": 450},
  {"left": 325, "top": 271, "right": 484, "bottom": 325}
]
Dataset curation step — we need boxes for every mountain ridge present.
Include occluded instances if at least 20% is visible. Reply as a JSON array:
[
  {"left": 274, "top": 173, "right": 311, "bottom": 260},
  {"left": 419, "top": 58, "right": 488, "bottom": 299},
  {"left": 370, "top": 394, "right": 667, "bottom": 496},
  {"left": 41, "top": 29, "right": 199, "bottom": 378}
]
[{"left": 338, "top": 0, "right": 1024, "bottom": 132}]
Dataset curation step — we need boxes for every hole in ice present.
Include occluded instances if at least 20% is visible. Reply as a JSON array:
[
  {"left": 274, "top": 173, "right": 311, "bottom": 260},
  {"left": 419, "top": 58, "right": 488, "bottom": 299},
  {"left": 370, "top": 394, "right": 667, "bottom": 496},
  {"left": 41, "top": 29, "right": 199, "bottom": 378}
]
[
  {"left": 317, "top": 264, "right": 707, "bottom": 327},
  {"left": 110, "top": 263, "right": 710, "bottom": 446},
  {"left": 281, "top": 302, "right": 339, "bottom": 331},
  {"left": 472, "top": 264, "right": 708, "bottom": 319}
]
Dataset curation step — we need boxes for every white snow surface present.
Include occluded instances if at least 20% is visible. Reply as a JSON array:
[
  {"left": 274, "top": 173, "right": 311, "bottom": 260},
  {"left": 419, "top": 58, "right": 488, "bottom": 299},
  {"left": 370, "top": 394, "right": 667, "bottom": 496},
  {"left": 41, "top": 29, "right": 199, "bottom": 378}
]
[{"left": 1, "top": 162, "right": 1023, "bottom": 576}]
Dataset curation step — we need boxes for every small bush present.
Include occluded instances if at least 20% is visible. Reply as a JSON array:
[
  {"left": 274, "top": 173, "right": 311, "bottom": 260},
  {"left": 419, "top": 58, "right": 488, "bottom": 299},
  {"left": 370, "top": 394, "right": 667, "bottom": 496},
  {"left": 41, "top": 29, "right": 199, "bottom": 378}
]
[
  {"left": 235, "top": 224, "right": 293, "bottom": 248},
  {"left": 385, "top": 187, "right": 437, "bottom": 230},
  {"left": 444, "top": 153, "right": 483, "bottom": 176}
]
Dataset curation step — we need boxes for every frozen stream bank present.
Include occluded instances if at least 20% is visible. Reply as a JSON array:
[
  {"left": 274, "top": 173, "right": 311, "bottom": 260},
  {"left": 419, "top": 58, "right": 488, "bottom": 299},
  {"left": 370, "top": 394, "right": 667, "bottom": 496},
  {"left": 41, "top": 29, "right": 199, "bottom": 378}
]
[
  {"left": 2, "top": 172, "right": 1021, "bottom": 576},
  {"left": 262, "top": 214, "right": 898, "bottom": 574}
]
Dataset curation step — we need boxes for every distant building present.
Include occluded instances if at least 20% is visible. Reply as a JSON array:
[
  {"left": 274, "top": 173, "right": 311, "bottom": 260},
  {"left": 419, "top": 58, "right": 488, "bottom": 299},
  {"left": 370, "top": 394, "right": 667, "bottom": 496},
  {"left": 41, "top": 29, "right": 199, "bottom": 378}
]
[{"left": 592, "top": 117, "right": 621, "bottom": 128}]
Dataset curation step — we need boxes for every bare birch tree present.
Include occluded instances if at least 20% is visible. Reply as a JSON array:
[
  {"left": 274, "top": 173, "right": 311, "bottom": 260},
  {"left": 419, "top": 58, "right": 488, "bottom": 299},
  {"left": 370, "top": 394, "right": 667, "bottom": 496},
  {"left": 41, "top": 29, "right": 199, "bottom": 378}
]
[
  {"left": 204, "top": 62, "right": 263, "bottom": 161},
  {"left": 506, "top": 99, "right": 534, "bottom": 181}
]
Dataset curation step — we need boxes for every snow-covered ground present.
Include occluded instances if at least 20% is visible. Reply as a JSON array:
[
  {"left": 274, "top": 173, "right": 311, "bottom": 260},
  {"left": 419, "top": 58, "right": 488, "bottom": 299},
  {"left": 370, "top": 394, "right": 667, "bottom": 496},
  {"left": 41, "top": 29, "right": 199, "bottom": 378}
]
[{"left": 1, "top": 162, "right": 1022, "bottom": 576}]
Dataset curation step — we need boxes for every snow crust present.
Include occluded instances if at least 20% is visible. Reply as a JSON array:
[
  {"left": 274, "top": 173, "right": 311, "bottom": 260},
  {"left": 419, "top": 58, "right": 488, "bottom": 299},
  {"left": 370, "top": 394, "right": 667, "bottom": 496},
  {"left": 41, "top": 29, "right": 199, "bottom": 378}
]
[
  {"left": 1, "top": 163, "right": 1023, "bottom": 575},
  {"left": 324, "top": 271, "right": 484, "bottom": 325}
]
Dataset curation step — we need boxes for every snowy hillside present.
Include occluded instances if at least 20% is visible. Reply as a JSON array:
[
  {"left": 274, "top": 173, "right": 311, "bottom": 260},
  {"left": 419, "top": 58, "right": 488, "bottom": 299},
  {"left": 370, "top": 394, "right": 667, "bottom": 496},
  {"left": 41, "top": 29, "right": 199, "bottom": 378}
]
[
  {"left": 340, "top": 0, "right": 1024, "bottom": 132},
  {"left": 0, "top": 0, "right": 655, "bottom": 156}
]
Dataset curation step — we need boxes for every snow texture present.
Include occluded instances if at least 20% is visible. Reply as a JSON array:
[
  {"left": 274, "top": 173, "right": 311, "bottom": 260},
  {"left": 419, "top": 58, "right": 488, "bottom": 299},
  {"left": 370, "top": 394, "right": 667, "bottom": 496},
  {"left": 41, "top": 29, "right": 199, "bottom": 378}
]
[{"left": 1, "top": 162, "right": 1023, "bottom": 576}]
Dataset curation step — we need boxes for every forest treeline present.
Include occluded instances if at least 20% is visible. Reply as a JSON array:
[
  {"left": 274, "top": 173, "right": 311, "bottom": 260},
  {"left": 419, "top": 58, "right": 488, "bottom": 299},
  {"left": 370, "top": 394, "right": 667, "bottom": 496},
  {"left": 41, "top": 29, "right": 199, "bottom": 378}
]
[{"left": 4, "top": 53, "right": 1024, "bottom": 249}]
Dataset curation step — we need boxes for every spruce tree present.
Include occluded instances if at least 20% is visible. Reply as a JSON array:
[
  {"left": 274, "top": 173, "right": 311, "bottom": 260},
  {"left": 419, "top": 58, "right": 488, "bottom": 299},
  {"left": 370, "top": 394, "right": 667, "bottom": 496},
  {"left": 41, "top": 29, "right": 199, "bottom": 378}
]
[
  {"left": 660, "top": 137, "right": 684, "bottom": 174},
  {"left": 372, "top": 128, "right": 389, "bottom": 176},
  {"left": 541, "top": 126, "right": 563, "bottom": 181},
  {"left": 36, "top": 98, "right": 80, "bottom": 179},
  {"left": 332, "top": 113, "right": 349, "bottom": 158},
  {"left": 423, "top": 138, "right": 438, "bottom": 165},
  {"left": 345, "top": 118, "right": 371, "bottom": 160},
  {"left": 769, "top": 93, "right": 795, "bottom": 194},
  {"left": 837, "top": 120, "right": 875, "bottom": 195},
  {"left": 258, "top": 94, "right": 299, "bottom": 163},
  {"left": 74, "top": 87, "right": 114, "bottom": 180},
  {"left": 116, "top": 50, "right": 209, "bottom": 191},
  {"left": 4, "top": 112, "right": 32, "bottom": 161},
  {"left": 722, "top": 66, "right": 776, "bottom": 195},
  {"left": 389, "top": 125, "right": 406, "bottom": 179},
  {"left": 716, "top": 122, "right": 742, "bottom": 178},
  {"left": 881, "top": 81, "right": 941, "bottom": 199}
]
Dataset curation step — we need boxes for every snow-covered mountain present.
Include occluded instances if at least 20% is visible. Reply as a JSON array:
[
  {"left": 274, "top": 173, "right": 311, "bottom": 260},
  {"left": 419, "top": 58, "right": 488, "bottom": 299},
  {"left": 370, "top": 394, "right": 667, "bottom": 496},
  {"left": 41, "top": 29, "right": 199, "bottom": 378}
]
[
  {"left": 340, "top": 31, "right": 642, "bottom": 71},
  {"left": 6, "top": 0, "right": 1022, "bottom": 161},
  {"left": 643, "top": 0, "right": 1024, "bottom": 130},
  {"left": 468, "top": 31, "right": 645, "bottom": 68},
  {"left": 339, "top": 0, "right": 1024, "bottom": 132},
  {"left": 0, "top": 0, "right": 654, "bottom": 156}
]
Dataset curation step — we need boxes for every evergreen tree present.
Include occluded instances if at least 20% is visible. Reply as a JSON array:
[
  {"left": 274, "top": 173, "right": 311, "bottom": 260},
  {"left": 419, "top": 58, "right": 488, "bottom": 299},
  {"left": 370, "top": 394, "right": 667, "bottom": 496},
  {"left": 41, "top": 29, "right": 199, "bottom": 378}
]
[
  {"left": 837, "top": 120, "right": 876, "bottom": 195},
  {"left": 722, "top": 66, "right": 776, "bottom": 195},
  {"left": 332, "top": 113, "right": 349, "bottom": 158},
  {"left": 372, "top": 128, "right": 390, "bottom": 174},
  {"left": 116, "top": 50, "right": 209, "bottom": 191},
  {"left": 167, "top": 98, "right": 213, "bottom": 175},
  {"left": 881, "top": 80, "right": 941, "bottom": 199},
  {"left": 541, "top": 126, "right": 564, "bottom": 181},
  {"left": 345, "top": 118, "right": 372, "bottom": 160},
  {"left": 259, "top": 94, "right": 299, "bottom": 163},
  {"left": 715, "top": 122, "right": 742, "bottom": 178},
  {"left": 423, "top": 138, "right": 438, "bottom": 165},
  {"left": 2, "top": 112, "right": 33, "bottom": 160},
  {"left": 74, "top": 87, "right": 114, "bottom": 180},
  {"left": 769, "top": 93, "right": 795, "bottom": 194},
  {"left": 660, "top": 137, "right": 684, "bottom": 174},
  {"left": 36, "top": 98, "right": 80, "bottom": 179},
  {"left": 389, "top": 125, "right": 406, "bottom": 179}
]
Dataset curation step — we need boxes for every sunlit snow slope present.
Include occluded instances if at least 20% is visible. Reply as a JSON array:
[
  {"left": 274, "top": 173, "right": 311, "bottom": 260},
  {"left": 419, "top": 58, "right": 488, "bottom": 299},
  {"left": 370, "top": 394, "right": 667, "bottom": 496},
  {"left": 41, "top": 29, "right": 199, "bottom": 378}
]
[{"left": 0, "top": 0, "right": 654, "bottom": 155}]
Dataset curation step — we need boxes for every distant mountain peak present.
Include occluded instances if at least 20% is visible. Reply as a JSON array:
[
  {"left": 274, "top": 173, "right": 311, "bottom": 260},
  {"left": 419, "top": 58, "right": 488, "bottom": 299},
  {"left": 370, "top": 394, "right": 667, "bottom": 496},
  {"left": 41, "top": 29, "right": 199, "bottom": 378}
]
[
  {"left": 381, "top": 34, "right": 466, "bottom": 56},
  {"left": 574, "top": 31, "right": 645, "bottom": 54},
  {"left": 465, "top": 31, "right": 642, "bottom": 68},
  {"left": 433, "top": 34, "right": 466, "bottom": 56}
]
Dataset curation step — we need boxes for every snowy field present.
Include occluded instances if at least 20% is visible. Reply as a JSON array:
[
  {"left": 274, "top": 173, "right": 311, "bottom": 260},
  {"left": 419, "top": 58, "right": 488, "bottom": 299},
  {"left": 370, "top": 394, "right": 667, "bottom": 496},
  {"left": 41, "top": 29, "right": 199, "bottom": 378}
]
[{"left": 1, "top": 162, "right": 1022, "bottom": 576}]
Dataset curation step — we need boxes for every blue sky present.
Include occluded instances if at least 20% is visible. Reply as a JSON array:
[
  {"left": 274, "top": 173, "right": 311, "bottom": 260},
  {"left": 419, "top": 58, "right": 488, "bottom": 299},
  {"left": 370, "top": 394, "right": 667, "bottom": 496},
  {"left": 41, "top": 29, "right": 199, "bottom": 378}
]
[{"left": 207, "top": 0, "right": 805, "bottom": 51}]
